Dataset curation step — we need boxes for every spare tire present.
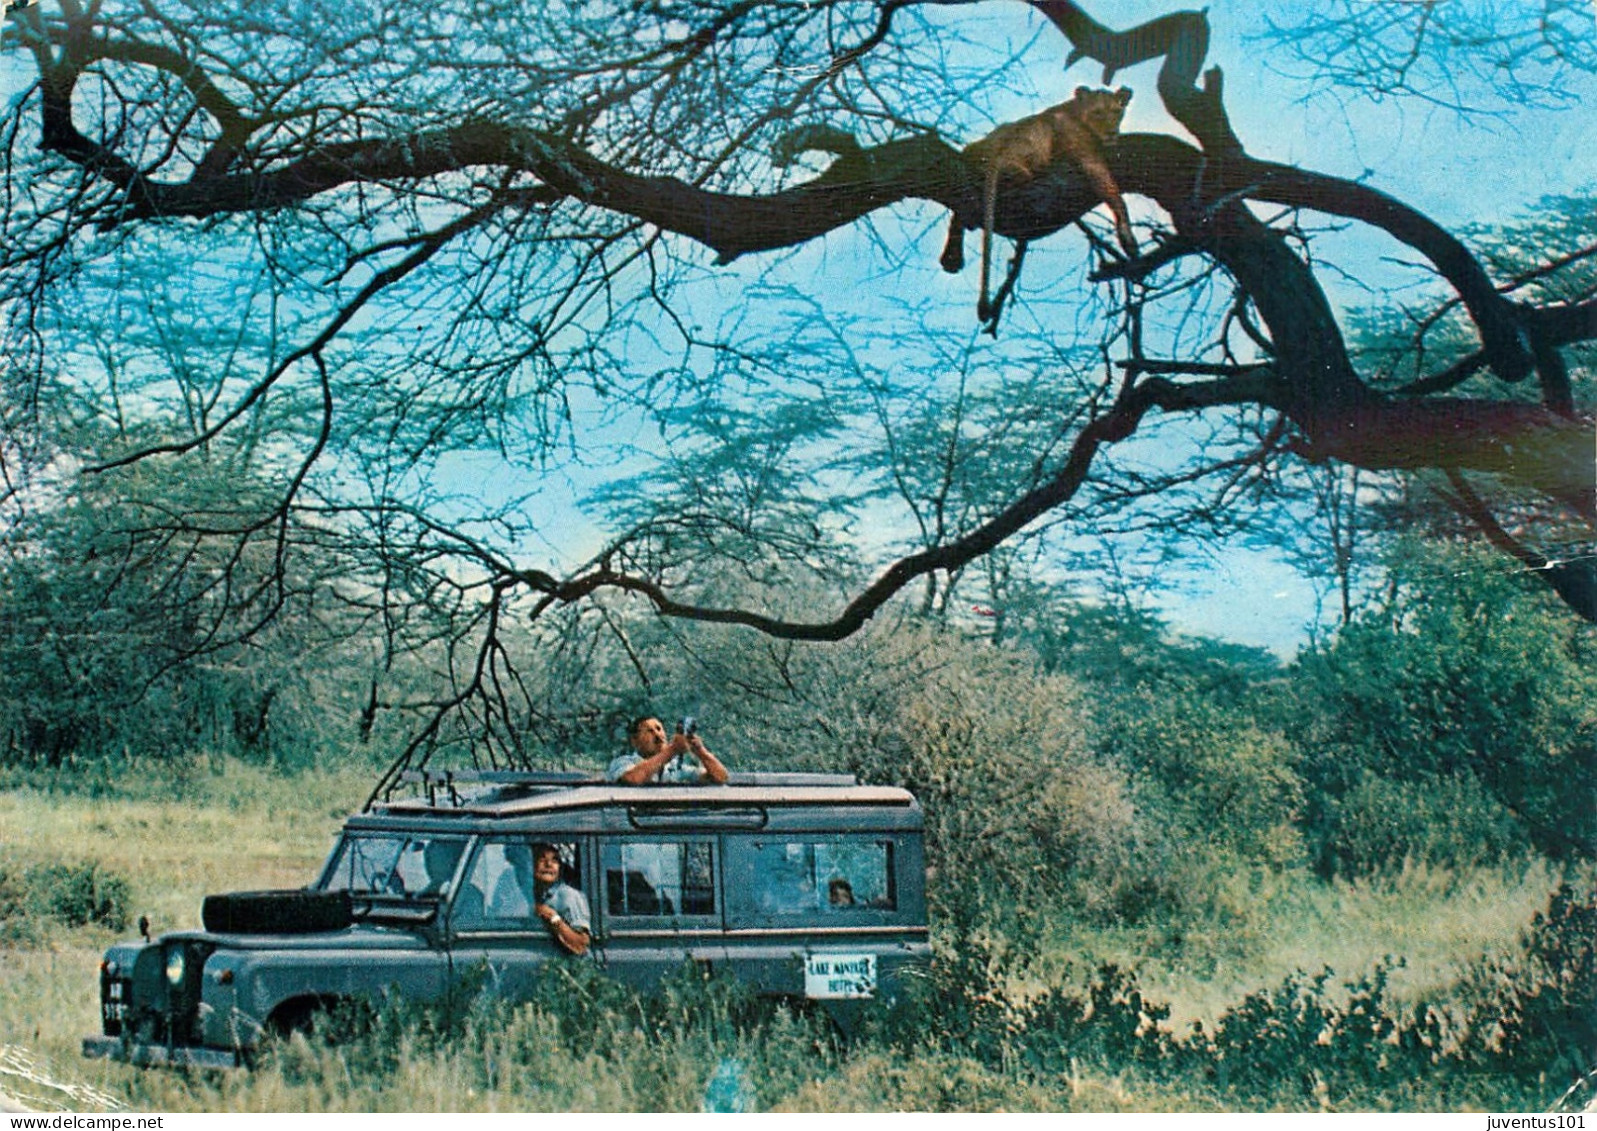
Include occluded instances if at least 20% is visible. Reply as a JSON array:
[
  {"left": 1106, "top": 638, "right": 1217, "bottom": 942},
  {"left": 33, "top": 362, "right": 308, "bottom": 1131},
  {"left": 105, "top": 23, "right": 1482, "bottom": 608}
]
[{"left": 202, "top": 889, "right": 354, "bottom": 934}]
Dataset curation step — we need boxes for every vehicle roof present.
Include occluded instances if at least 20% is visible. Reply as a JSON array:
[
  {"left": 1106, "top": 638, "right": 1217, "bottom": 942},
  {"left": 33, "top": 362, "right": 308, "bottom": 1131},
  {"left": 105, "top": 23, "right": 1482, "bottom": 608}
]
[{"left": 353, "top": 771, "right": 923, "bottom": 834}]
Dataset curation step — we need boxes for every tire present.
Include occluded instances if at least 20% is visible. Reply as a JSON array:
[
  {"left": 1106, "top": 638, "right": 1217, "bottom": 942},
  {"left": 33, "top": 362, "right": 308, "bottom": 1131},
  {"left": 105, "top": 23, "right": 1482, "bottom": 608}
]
[
  {"left": 266, "top": 995, "right": 373, "bottom": 1051},
  {"left": 202, "top": 889, "right": 353, "bottom": 934}
]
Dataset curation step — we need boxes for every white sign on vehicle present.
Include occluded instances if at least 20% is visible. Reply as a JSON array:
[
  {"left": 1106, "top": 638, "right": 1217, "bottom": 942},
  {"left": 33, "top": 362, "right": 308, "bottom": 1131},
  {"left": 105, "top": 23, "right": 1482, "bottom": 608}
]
[{"left": 804, "top": 952, "right": 876, "bottom": 999}]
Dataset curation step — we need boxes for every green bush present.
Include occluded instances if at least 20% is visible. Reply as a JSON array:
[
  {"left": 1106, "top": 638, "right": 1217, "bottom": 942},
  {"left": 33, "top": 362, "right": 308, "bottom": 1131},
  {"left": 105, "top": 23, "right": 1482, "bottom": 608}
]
[
  {"left": 1316, "top": 772, "right": 1529, "bottom": 877},
  {"left": 1106, "top": 696, "right": 1305, "bottom": 870},
  {"left": 1292, "top": 541, "right": 1597, "bottom": 878},
  {"left": 25, "top": 861, "right": 130, "bottom": 930},
  {"left": 219, "top": 883, "right": 1594, "bottom": 1112},
  {"left": 604, "top": 615, "right": 1147, "bottom": 914},
  {"left": 257, "top": 959, "right": 840, "bottom": 1111},
  {"left": 1457, "top": 882, "right": 1597, "bottom": 1086},
  {"left": 0, "top": 857, "right": 131, "bottom": 937},
  {"left": 0, "top": 861, "right": 28, "bottom": 941}
]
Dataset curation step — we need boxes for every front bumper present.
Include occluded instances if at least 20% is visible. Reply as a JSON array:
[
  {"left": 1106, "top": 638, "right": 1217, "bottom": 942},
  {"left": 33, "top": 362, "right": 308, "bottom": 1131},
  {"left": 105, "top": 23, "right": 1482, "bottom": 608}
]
[{"left": 82, "top": 1036, "right": 245, "bottom": 1070}]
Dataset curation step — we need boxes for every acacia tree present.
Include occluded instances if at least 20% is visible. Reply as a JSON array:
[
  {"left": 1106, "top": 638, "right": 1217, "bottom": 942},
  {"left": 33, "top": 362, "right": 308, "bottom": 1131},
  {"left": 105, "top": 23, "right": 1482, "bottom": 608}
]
[{"left": 2, "top": 0, "right": 1593, "bottom": 772}]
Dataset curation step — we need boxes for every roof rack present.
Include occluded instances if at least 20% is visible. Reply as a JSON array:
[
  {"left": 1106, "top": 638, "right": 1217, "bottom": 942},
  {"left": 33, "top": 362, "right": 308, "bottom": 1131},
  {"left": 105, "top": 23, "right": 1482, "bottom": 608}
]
[
  {"left": 725, "top": 772, "right": 858, "bottom": 787},
  {"left": 386, "top": 768, "right": 862, "bottom": 809},
  {"left": 393, "top": 769, "right": 591, "bottom": 809},
  {"left": 398, "top": 770, "right": 594, "bottom": 786},
  {"left": 397, "top": 769, "right": 859, "bottom": 787}
]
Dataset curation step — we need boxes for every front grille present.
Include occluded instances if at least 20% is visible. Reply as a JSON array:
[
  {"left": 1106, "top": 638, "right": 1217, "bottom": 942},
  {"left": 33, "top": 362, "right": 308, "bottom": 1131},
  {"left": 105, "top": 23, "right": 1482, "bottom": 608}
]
[{"left": 166, "top": 941, "right": 213, "bottom": 1045}]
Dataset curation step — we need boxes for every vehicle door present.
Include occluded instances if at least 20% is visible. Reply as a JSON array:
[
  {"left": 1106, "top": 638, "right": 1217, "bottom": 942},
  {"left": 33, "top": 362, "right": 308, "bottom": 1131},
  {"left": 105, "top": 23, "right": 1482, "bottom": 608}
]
[
  {"left": 594, "top": 836, "right": 726, "bottom": 988},
  {"left": 446, "top": 838, "right": 591, "bottom": 999},
  {"left": 318, "top": 831, "right": 467, "bottom": 1002}
]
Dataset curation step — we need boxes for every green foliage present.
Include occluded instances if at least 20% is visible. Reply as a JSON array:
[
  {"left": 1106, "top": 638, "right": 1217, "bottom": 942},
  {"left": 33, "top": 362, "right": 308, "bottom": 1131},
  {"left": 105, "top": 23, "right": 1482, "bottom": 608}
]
[
  {"left": 1109, "top": 695, "right": 1304, "bottom": 868},
  {"left": 0, "top": 858, "right": 130, "bottom": 936},
  {"left": 1293, "top": 540, "right": 1597, "bottom": 876},
  {"left": 1202, "top": 963, "right": 1442, "bottom": 1105},
  {"left": 891, "top": 883, "right": 1592, "bottom": 1111},
  {"left": 990, "top": 598, "right": 1306, "bottom": 923},
  {"left": 1319, "top": 772, "right": 1528, "bottom": 877},
  {"left": 556, "top": 609, "right": 1150, "bottom": 914},
  {"left": 109, "top": 886, "right": 1593, "bottom": 1111},
  {"left": 26, "top": 862, "right": 130, "bottom": 931},
  {"left": 882, "top": 885, "right": 1037, "bottom": 1063},
  {"left": 1456, "top": 883, "right": 1597, "bottom": 1085},
  {"left": 1183, "top": 884, "right": 1597, "bottom": 1110},
  {"left": 4, "top": 766, "right": 1586, "bottom": 1112},
  {"left": 1021, "top": 963, "right": 1185, "bottom": 1078},
  {"left": 252, "top": 959, "right": 843, "bottom": 1112},
  {"left": 0, "top": 863, "right": 26, "bottom": 942},
  {"left": 0, "top": 418, "right": 383, "bottom": 772}
]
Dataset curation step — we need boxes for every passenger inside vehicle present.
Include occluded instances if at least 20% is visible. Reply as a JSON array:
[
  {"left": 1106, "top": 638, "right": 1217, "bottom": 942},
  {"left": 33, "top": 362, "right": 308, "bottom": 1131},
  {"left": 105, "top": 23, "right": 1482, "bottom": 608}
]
[
  {"left": 490, "top": 843, "right": 538, "bottom": 916},
  {"left": 465, "top": 842, "right": 586, "bottom": 926},
  {"left": 417, "top": 839, "right": 465, "bottom": 896},
  {"left": 452, "top": 878, "right": 486, "bottom": 923}
]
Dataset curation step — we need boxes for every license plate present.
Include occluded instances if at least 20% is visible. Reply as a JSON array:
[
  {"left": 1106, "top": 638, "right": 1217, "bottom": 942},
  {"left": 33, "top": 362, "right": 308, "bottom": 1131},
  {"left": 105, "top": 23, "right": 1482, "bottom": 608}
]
[{"left": 803, "top": 953, "right": 876, "bottom": 999}]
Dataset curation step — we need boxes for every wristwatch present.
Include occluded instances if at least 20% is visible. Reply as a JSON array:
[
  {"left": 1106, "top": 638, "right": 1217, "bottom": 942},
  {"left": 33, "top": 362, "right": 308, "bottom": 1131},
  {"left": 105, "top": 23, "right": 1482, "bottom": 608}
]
[{"left": 548, "top": 913, "right": 563, "bottom": 927}]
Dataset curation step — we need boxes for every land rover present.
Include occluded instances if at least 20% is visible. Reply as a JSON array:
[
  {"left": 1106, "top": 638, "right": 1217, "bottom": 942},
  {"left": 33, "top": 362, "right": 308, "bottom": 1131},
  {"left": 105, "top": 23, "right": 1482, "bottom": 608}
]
[{"left": 83, "top": 770, "right": 929, "bottom": 1068}]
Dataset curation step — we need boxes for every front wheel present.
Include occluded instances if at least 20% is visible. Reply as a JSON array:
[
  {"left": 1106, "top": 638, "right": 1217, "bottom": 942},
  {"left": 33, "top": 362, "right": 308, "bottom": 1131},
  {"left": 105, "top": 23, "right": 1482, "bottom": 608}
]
[{"left": 264, "top": 995, "right": 370, "bottom": 1049}]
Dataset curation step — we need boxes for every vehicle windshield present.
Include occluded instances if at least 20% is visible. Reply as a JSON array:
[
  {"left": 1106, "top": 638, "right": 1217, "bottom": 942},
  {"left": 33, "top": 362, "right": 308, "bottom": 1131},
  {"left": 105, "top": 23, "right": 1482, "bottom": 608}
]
[{"left": 321, "top": 833, "right": 468, "bottom": 899}]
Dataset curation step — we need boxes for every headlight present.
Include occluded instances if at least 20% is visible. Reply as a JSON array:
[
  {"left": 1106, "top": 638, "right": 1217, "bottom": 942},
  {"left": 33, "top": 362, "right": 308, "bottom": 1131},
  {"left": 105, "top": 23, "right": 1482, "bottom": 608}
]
[{"left": 165, "top": 947, "right": 187, "bottom": 986}]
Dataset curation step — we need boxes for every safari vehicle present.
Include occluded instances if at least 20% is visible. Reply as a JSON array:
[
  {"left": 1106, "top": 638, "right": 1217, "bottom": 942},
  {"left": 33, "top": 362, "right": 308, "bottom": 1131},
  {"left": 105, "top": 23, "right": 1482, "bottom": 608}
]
[{"left": 83, "top": 770, "right": 929, "bottom": 1068}]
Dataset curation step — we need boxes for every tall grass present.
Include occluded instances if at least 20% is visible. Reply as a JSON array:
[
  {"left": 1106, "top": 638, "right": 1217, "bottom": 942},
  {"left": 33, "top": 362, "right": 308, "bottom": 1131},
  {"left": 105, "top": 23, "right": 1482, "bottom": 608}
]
[
  {"left": 1036, "top": 857, "right": 1568, "bottom": 1027},
  {"left": 0, "top": 760, "right": 365, "bottom": 929}
]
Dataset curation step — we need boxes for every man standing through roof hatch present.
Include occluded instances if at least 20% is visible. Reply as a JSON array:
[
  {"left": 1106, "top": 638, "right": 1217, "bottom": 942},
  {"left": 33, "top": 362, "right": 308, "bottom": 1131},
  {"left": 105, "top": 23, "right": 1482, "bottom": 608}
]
[{"left": 606, "top": 716, "right": 728, "bottom": 785}]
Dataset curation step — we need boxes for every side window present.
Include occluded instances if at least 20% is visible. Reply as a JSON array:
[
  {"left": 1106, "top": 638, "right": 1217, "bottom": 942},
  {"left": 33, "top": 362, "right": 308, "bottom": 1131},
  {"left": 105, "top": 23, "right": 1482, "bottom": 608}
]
[
  {"left": 453, "top": 841, "right": 581, "bottom": 931},
  {"left": 322, "top": 835, "right": 467, "bottom": 897},
  {"left": 603, "top": 841, "right": 715, "bottom": 918},
  {"left": 748, "top": 840, "right": 895, "bottom": 914},
  {"left": 322, "top": 835, "right": 406, "bottom": 893}
]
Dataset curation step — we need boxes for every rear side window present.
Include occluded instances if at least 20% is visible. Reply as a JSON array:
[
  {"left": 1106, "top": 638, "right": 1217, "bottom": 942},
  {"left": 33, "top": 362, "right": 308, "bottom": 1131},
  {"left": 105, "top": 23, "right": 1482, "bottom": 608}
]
[
  {"left": 747, "top": 840, "right": 895, "bottom": 914},
  {"left": 603, "top": 841, "right": 715, "bottom": 918}
]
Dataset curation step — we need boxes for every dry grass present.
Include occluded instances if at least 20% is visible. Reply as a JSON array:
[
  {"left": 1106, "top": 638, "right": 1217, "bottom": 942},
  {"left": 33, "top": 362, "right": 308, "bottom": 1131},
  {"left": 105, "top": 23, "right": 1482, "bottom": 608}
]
[
  {"left": 0, "top": 761, "right": 365, "bottom": 1111},
  {"left": 1022, "top": 857, "right": 1570, "bottom": 1029},
  {"left": 0, "top": 763, "right": 364, "bottom": 929}
]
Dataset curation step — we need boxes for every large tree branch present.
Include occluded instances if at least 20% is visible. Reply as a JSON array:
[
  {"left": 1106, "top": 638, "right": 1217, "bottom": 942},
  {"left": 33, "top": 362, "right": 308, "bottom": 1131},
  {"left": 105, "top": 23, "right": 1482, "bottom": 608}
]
[
  {"left": 1030, "top": 1, "right": 1243, "bottom": 155},
  {"left": 87, "top": 195, "right": 507, "bottom": 472},
  {"left": 44, "top": 50, "right": 1541, "bottom": 394},
  {"left": 1300, "top": 400, "right": 1595, "bottom": 518},
  {"left": 21, "top": 1, "right": 1594, "bottom": 621},
  {"left": 47, "top": 104, "right": 1590, "bottom": 544},
  {"left": 1026, "top": 0, "right": 1537, "bottom": 387},
  {"left": 1240, "top": 163, "right": 1537, "bottom": 387},
  {"left": 505, "top": 370, "right": 1286, "bottom": 641},
  {"left": 1445, "top": 470, "right": 1597, "bottom": 622},
  {"left": 23, "top": 3, "right": 1543, "bottom": 393},
  {"left": 1524, "top": 296, "right": 1597, "bottom": 348},
  {"left": 1108, "top": 141, "right": 1595, "bottom": 522},
  {"left": 46, "top": 109, "right": 970, "bottom": 261}
]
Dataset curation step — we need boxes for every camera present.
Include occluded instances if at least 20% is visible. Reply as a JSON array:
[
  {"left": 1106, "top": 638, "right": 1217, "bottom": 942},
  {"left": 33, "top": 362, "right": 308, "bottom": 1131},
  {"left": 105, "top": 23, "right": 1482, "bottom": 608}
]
[{"left": 678, "top": 716, "right": 696, "bottom": 736}]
